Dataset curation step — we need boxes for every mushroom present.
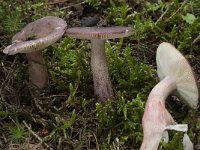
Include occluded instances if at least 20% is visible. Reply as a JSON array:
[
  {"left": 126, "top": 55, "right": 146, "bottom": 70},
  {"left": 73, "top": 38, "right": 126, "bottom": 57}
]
[
  {"left": 3, "top": 16, "right": 67, "bottom": 89},
  {"left": 65, "top": 27, "right": 133, "bottom": 103},
  {"left": 140, "top": 42, "right": 199, "bottom": 150}
]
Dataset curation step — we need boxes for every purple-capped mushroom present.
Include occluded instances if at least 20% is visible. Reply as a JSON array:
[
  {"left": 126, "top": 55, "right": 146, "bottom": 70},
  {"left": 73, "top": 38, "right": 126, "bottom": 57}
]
[
  {"left": 140, "top": 42, "right": 199, "bottom": 149},
  {"left": 3, "top": 16, "right": 67, "bottom": 89},
  {"left": 65, "top": 26, "right": 133, "bottom": 103}
]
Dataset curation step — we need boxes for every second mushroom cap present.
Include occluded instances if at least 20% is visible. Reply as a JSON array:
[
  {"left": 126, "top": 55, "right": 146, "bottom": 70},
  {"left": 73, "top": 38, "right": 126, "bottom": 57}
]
[{"left": 65, "top": 26, "right": 133, "bottom": 40}]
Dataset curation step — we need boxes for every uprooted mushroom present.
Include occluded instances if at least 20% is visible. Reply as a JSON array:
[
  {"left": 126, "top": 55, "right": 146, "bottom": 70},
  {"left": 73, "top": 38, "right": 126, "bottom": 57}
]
[
  {"left": 140, "top": 42, "right": 199, "bottom": 150},
  {"left": 3, "top": 16, "right": 67, "bottom": 89}
]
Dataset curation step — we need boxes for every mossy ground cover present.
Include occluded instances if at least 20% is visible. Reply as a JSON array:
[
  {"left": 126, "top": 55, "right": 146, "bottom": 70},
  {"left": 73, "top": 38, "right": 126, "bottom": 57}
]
[{"left": 0, "top": 0, "right": 200, "bottom": 149}]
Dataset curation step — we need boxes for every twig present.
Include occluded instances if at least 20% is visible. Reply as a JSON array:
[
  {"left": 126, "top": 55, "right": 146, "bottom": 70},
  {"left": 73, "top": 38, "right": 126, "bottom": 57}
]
[
  {"left": 0, "top": 57, "right": 19, "bottom": 109},
  {"left": 40, "top": 94, "right": 68, "bottom": 99},
  {"left": 60, "top": 1, "right": 87, "bottom": 10},
  {"left": 91, "top": 131, "right": 100, "bottom": 150},
  {"left": 0, "top": 56, "right": 18, "bottom": 90},
  {"left": 23, "top": 120, "right": 51, "bottom": 149},
  {"left": 49, "top": 0, "right": 69, "bottom": 5},
  {"left": 155, "top": 2, "right": 174, "bottom": 25},
  {"left": 25, "top": 81, "right": 46, "bottom": 113},
  {"left": 192, "top": 34, "right": 200, "bottom": 45},
  {"left": 25, "top": 81, "right": 62, "bottom": 119},
  {"left": 166, "top": 0, "right": 188, "bottom": 22}
]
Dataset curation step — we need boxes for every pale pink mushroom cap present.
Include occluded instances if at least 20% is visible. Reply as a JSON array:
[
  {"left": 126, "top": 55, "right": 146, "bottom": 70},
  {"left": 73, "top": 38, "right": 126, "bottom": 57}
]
[
  {"left": 156, "top": 42, "right": 199, "bottom": 109},
  {"left": 3, "top": 16, "right": 67, "bottom": 55},
  {"left": 65, "top": 26, "right": 133, "bottom": 40}
]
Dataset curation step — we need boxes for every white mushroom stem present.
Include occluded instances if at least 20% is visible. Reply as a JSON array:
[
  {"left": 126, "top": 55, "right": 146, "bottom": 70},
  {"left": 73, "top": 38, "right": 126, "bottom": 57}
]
[
  {"left": 90, "top": 39, "right": 114, "bottom": 103},
  {"left": 140, "top": 76, "right": 177, "bottom": 150},
  {"left": 149, "top": 76, "right": 177, "bottom": 101},
  {"left": 27, "top": 51, "right": 49, "bottom": 89}
]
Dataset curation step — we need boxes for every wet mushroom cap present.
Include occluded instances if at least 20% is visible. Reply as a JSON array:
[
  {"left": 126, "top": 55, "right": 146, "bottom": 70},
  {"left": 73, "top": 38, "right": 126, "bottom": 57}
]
[
  {"left": 65, "top": 26, "right": 133, "bottom": 40},
  {"left": 156, "top": 42, "right": 199, "bottom": 109},
  {"left": 3, "top": 16, "right": 67, "bottom": 55}
]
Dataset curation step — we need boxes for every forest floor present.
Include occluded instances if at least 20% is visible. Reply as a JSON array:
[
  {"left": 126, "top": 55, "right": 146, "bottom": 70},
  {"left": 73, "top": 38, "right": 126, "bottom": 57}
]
[{"left": 0, "top": 0, "right": 200, "bottom": 150}]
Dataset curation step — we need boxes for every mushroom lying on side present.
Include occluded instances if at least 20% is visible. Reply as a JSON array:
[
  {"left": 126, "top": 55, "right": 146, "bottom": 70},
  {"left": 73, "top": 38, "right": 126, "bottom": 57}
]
[
  {"left": 140, "top": 42, "right": 199, "bottom": 150},
  {"left": 3, "top": 16, "right": 67, "bottom": 89},
  {"left": 66, "top": 27, "right": 133, "bottom": 103}
]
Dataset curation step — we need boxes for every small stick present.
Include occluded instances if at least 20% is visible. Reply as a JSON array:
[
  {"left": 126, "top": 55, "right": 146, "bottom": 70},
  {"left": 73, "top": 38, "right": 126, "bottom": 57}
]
[
  {"left": 191, "top": 34, "right": 200, "bottom": 45},
  {"left": 155, "top": 2, "right": 174, "bottom": 25},
  {"left": 166, "top": 0, "right": 188, "bottom": 22},
  {"left": 49, "top": 0, "right": 69, "bottom": 5},
  {"left": 91, "top": 131, "right": 100, "bottom": 150},
  {"left": 60, "top": 1, "right": 87, "bottom": 10},
  {"left": 25, "top": 81, "right": 46, "bottom": 113},
  {"left": 23, "top": 120, "right": 51, "bottom": 149}
]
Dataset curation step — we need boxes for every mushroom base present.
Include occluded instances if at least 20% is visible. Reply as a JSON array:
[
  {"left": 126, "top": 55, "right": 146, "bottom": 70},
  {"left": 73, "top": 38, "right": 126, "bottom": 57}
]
[
  {"left": 91, "top": 40, "right": 114, "bottom": 104},
  {"left": 27, "top": 51, "right": 49, "bottom": 89},
  {"left": 93, "top": 79, "right": 114, "bottom": 104}
]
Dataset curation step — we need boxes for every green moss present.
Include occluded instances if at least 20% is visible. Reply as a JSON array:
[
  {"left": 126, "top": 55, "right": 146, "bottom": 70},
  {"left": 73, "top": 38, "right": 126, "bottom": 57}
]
[
  {"left": 8, "top": 124, "right": 28, "bottom": 144},
  {"left": 1, "top": 0, "right": 200, "bottom": 149}
]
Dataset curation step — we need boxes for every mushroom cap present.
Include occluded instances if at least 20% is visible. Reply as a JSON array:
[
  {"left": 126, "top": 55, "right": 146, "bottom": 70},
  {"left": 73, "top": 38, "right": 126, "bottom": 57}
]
[
  {"left": 3, "top": 16, "right": 67, "bottom": 55},
  {"left": 65, "top": 26, "right": 133, "bottom": 40},
  {"left": 156, "top": 42, "right": 199, "bottom": 109}
]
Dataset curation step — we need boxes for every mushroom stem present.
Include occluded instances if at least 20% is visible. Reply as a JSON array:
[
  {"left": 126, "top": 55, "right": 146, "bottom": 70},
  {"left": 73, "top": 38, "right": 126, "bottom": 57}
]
[
  {"left": 90, "top": 39, "right": 114, "bottom": 103},
  {"left": 27, "top": 51, "right": 49, "bottom": 89},
  {"left": 140, "top": 76, "right": 176, "bottom": 150},
  {"left": 148, "top": 76, "right": 177, "bottom": 101}
]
